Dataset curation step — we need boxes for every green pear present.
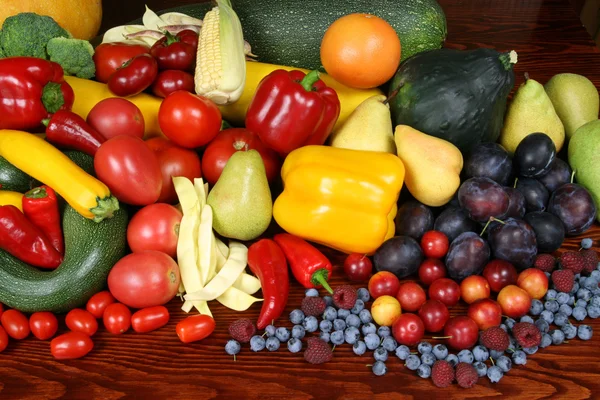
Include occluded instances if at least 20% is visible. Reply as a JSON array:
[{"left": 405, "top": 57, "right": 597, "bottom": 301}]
[
  {"left": 207, "top": 149, "right": 272, "bottom": 240},
  {"left": 328, "top": 95, "right": 396, "bottom": 153},
  {"left": 500, "top": 76, "right": 565, "bottom": 154},
  {"left": 545, "top": 73, "right": 599, "bottom": 139},
  {"left": 568, "top": 119, "right": 600, "bottom": 223}
]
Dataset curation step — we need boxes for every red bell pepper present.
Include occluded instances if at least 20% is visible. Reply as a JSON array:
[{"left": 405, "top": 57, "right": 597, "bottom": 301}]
[
  {"left": 150, "top": 30, "right": 198, "bottom": 71},
  {"left": 247, "top": 239, "right": 289, "bottom": 329},
  {"left": 245, "top": 69, "right": 341, "bottom": 155},
  {"left": 22, "top": 185, "right": 64, "bottom": 255},
  {"left": 273, "top": 233, "right": 333, "bottom": 293},
  {"left": 0, "top": 57, "right": 74, "bottom": 130},
  {"left": 43, "top": 110, "right": 106, "bottom": 156},
  {"left": 108, "top": 53, "right": 158, "bottom": 97},
  {"left": 0, "top": 205, "right": 63, "bottom": 269}
]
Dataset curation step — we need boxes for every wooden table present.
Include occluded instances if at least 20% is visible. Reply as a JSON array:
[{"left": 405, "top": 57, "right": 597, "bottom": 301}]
[{"left": 2, "top": 0, "right": 600, "bottom": 398}]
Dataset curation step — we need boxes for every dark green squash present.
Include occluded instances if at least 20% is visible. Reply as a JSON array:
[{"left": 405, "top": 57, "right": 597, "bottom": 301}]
[{"left": 389, "top": 48, "right": 517, "bottom": 154}]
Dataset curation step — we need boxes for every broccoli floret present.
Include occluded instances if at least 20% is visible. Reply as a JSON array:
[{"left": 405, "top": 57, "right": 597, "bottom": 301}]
[
  {"left": 46, "top": 37, "right": 96, "bottom": 79},
  {"left": 0, "top": 12, "right": 70, "bottom": 59}
]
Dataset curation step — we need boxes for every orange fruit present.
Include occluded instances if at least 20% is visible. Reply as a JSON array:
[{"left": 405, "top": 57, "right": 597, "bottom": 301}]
[{"left": 320, "top": 13, "right": 401, "bottom": 89}]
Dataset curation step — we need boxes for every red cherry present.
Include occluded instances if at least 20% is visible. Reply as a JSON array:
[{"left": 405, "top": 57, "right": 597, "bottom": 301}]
[
  {"left": 418, "top": 258, "right": 447, "bottom": 286},
  {"left": 420, "top": 230, "right": 450, "bottom": 258},
  {"left": 396, "top": 281, "right": 427, "bottom": 312},
  {"left": 428, "top": 278, "right": 461, "bottom": 307},
  {"left": 418, "top": 299, "right": 450, "bottom": 333},
  {"left": 467, "top": 298, "right": 503, "bottom": 330},
  {"left": 482, "top": 259, "right": 518, "bottom": 292},
  {"left": 368, "top": 271, "right": 401, "bottom": 299},
  {"left": 440, "top": 316, "right": 479, "bottom": 350},
  {"left": 392, "top": 313, "right": 425, "bottom": 346},
  {"left": 343, "top": 253, "right": 373, "bottom": 282}
]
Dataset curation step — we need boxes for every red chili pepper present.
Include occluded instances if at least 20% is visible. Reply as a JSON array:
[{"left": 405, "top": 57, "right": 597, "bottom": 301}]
[
  {"left": 150, "top": 30, "right": 198, "bottom": 71},
  {"left": 0, "top": 205, "right": 63, "bottom": 269},
  {"left": 247, "top": 239, "right": 289, "bottom": 329},
  {"left": 0, "top": 57, "right": 74, "bottom": 130},
  {"left": 273, "top": 233, "right": 333, "bottom": 293},
  {"left": 43, "top": 110, "right": 105, "bottom": 156},
  {"left": 151, "top": 69, "right": 195, "bottom": 98},
  {"left": 93, "top": 42, "right": 151, "bottom": 83},
  {"left": 108, "top": 53, "right": 158, "bottom": 97},
  {"left": 245, "top": 69, "right": 341, "bottom": 155},
  {"left": 22, "top": 185, "right": 64, "bottom": 256}
]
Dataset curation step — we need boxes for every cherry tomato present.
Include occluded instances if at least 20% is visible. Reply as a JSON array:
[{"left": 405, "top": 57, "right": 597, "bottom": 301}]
[
  {"left": 86, "top": 291, "right": 116, "bottom": 319},
  {"left": 95, "top": 135, "right": 162, "bottom": 206},
  {"left": 107, "top": 251, "right": 181, "bottom": 308},
  {"left": 176, "top": 314, "right": 216, "bottom": 343},
  {"left": 93, "top": 42, "right": 150, "bottom": 83},
  {"left": 418, "top": 258, "right": 447, "bottom": 286},
  {"left": 1, "top": 309, "right": 30, "bottom": 340},
  {"left": 158, "top": 91, "right": 222, "bottom": 149},
  {"left": 87, "top": 98, "right": 145, "bottom": 140},
  {"left": 131, "top": 306, "right": 170, "bottom": 333},
  {"left": 108, "top": 54, "right": 158, "bottom": 97},
  {"left": 0, "top": 326, "right": 8, "bottom": 352},
  {"left": 0, "top": 303, "right": 3, "bottom": 319},
  {"left": 418, "top": 299, "right": 450, "bottom": 333},
  {"left": 29, "top": 312, "right": 58, "bottom": 340},
  {"left": 103, "top": 303, "right": 132, "bottom": 334},
  {"left": 150, "top": 30, "right": 198, "bottom": 71},
  {"left": 127, "top": 203, "right": 183, "bottom": 258},
  {"left": 396, "top": 281, "right": 427, "bottom": 312},
  {"left": 428, "top": 278, "right": 461, "bottom": 308},
  {"left": 145, "top": 137, "right": 202, "bottom": 203},
  {"left": 343, "top": 253, "right": 373, "bottom": 282},
  {"left": 392, "top": 313, "right": 425, "bottom": 346},
  {"left": 65, "top": 309, "right": 98, "bottom": 336},
  {"left": 51, "top": 332, "right": 94, "bottom": 360},
  {"left": 152, "top": 70, "right": 195, "bottom": 98},
  {"left": 420, "top": 230, "right": 450, "bottom": 258},
  {"left": 177, "top": 30, "right": 199, "bottom": 52},
  {"left": 201, "top": 128, "right": 281, "bottom": 185},
  {"left": 368, "top": 271, "right": 401, "bottom": 299}
]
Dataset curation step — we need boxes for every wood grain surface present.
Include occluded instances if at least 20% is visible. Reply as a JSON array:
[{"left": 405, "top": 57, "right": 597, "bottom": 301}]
[{"left": 3, "top": 0, "right": 600, "bottom": 399}]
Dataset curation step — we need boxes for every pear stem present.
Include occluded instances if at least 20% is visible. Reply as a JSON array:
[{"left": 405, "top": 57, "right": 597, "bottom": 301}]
[
  {"left": 480, "top": 217, "right": 505, "bottom": 237},
  {"left": 383, "top": 83, "right": 404, "bottom": 105},
  {"left": 571, "top": 170, "right": 576, "bottom": 184},
  {"left": 513, "top": 177, "right": 518, "bottom": 189},
  {"left": 524, "top": 72, "right": 530, "bottom": 82}
]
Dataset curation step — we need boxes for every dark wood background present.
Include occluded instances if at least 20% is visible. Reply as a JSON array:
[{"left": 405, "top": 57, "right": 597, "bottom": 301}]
[{"left": 2, "top": 0, "right": 600, "bottom": 399}]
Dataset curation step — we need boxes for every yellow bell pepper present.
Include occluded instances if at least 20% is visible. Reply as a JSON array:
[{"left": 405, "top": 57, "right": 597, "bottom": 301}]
[
  {"left": 273, "top": 146, "right": 405, "bottom": 255},
  {"left": 0, "top": 191, "right": 24, "bottom": 212}
]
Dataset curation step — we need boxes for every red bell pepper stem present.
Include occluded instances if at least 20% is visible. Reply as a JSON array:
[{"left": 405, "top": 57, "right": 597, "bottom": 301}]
[
  {"left": 22, "top": 185, "right": 64, "bottom": 255},
  {"left": 0, "top": 205, "right": 63, "bottom": 269},
  {"left": 247, "top": 239, "right": 290, "bottom": 329},
  {"left": 43, "top": 110, "right": 106, "bottom": 156},
  {"left": 273, "top": 233, "right": 333, "bottom": 294},
  {"left": 299, "top": 70, "right": 321, "bottom": 92}
]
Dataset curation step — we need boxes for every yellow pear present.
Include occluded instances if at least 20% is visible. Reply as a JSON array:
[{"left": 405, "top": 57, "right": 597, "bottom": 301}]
[
  {"left": 328, "top": 95, "right": 396, "bottom": 153},
  {"left": 394, "top": 125, "right": 463, "bottom": 207}
]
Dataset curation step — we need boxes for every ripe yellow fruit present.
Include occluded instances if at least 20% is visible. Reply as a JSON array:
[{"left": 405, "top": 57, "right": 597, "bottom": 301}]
[
  {"left": 371, "top": 295, "right": 402, "bottom": 327},
  {"left": 0, "top": 0, "right": 103, "bottom": 40}
]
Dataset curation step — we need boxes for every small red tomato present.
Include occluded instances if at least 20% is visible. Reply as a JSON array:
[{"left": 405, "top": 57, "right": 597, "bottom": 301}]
[
  {"left": 103, "top": 303, "right": 132, "bottom": 335},
  {"left": 392, "top": 313, "right": 425, "bottom": 346},
  {"left": 420, "top": 230, "right": 450, "bottom": 258},
  {"left": 66, "top": 309, "right": 99, "bottom": 336},
  {"left": 150, "top": 31, "right": 197, "bottom": 71},
  {"left": 93, "top": 42, "right": 150, "bottom": 83},
  {"left": 368, "top": 271, "right": 401, "bottom": 299},
  {"left": 418, "top": 258, "right": 447, "bottom": 286},
  {"left": 87, "top": 98, "right": 145, "bottom": 140},
  {"left": 418, "top": 299, "right": 450, "bottom": 333},
  {"left": 127, "top": 203, "right": 183, "bottom": 258},
  {"left": 1, "top": 309, "right": 30, "bottom": 340},
  {"left": 0, "top": 326, "right": 8, "bottom": 352},
  {"left": 396, "top": 281, "right": 427, "bottom": 312},
  {"left": 86, "top": 291, "right": 116, "bottom": 319},
  {"left": 428, "top": 278, "right": 461, "bottom": 308},
  {"left": 152, "top": 70, "right": 195, "bottom": 98},
  {"left": 51, "top": 332, "right": 94, "bottom": 360},
  {"left": 0, "top": 303, "right": 3, "bottom": 318},
  {"left": 108, "top": 53, "right": 158, "bottom": 97},
  {"left": 176, "top": 314, "right": 216, "bottom": 343},
  {"left": 29, "top": 312, "right": 58, "bottom": 340},
  {"left": 343, "top": 254, "right": 373, "bottom": 282},
  {"left": 131, "top": 306, "right": 170, "bottom": 333}
]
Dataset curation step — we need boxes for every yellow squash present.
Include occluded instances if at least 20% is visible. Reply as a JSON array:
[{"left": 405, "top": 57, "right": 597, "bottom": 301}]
[
  {"left": 0, "top": 190, "right": 24, "bottom": 211},
  {"left": 0, "top": 130, "right": 119, "bottom": 222},
  {"left": 273, "top": 146, "right": 405, "bottom": 255}
]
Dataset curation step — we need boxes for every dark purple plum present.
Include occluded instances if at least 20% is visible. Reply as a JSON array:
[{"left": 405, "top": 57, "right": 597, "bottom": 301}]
[
  {"left": 505, "top": 187, "right": 526, "bottom": 219},
  {"left": 488, "top": 218, "right": 538, "bottom": 269},
  {"left": 374, "top": 236, "right": 424, "bottom": 279},
  {"left": 444, "top": 232, "right": 490, "bottom": 281},
  {"left": 516, "top": 178, "right": 549, "bottom": 213},
  {"left": 538, "top": 158, "right": 572, "bottom": 192},
  {"left": 395, "top": 200, "right": 434, "bottom": 240},
  {"left": 434, "top": 206, "right": 480, "bottom": 243},
  {"left": 463, "top": 142, "right": 513, "bottom": 185},
  {"left": 547, "top": 183, "right": 597, "bottom": 236},
  {"left": 458, "top": 177, "right": 510, "bottom": 223},
  {"left": 524, "top": 211, "right": 565, "bottom": 253},
  {"left": 514, "top": 133, "right": 556, "bottom": 178}
]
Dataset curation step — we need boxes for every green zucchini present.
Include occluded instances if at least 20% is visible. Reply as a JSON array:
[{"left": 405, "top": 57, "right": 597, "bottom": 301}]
[
  {"left": 0, "top": 155, "right": 35, "bottom": 192},
  {"left": 63, "top": 150, "right": 96, "bottom": 176},
  {"left": 0, "top": 205, "right": 127, "bottom": 313}
]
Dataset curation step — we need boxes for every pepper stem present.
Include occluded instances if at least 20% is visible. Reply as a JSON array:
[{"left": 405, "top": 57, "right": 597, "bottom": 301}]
[
  {"left": 41, "top": 82, "right": 65, "bottom": 114},
  {"left": 25, "top": 186, "right": 48, "bottom": 199},
  {"left": 163, "top": 30, "right": 179, "bottom": 45},
  {"left": 311, "top": 269, "right": 333, "bottom": 294},
  {"left": 299, "top": 70, "right": 321, "bottom": 92}
]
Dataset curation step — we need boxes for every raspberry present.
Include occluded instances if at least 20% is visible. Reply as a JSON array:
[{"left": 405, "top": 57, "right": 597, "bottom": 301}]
[
  {"left": 301, "top": 296, "right": 326, "bottom": 317},
  {"left": 228, "top": 319, "right": 257, "bottom": 343},
  {"left": 455, "top": 362, "right": 479, "bottom": 388},
  {"left": 581, "top": 250, "right": 599, "bottom": 275},
  {"left": 534, "top": 254, "right": 556, "bottom": 272},
  {"left": 512, "top": 322, "right": 542, "bottom": 348},
  {"left": 303, "top": 337, "right": 333, "bottom": 364},
  {"left": 480, "top": 326, "right": 510, "bottom": 352},
  {"left": 552, "top": 269, "right": 574, "bottom": 293},
  {"left": 431, "top": 360, "right": 455, "bottom": 388},
  {"left": 332, "top": 285, "right": 358, "bottom": 309},
  {"left": 560, "top": 252, "right": 585, "bottom": 274}
]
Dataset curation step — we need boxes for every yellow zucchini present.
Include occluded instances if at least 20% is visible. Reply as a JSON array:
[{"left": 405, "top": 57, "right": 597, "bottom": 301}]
[{"left": 0, "top": 190, "right": 24, "bottom": 211}]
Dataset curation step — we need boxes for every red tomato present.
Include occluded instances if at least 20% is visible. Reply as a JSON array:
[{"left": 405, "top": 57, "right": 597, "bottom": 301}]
[
  {"left": 420, "top": 231, "right": 450, "bottom": 258},
  {"left": 103, "top": 303, "right": 132, "bottom": 334},
  {"left": 93, "top": 42, "right": 150, "bottom": 83},
  {"left": 51, "top": 332, "right": 94, "bottom": 360},
  {"left": 158, "top": 91, "right": 222, "bottom": 148},
  {"left": 107, "top": 251, "right": 181, "bottom": 308},
  {"left": 87, "top": 98, "right": 145, "bottom": 140},
  {"left": 201, "top": 128, "right": 281, "bottom": 185},
  {"left": 176, "top": 314, "right": 216, "bottom": 343},
  {"left": 108, "top": 54, "right": 158, "bottom": 97},
  {"left": 95, "top": 136, "right": 162, "bottom": 206},
  {"left": 86, "top": 291, "right": 116, "bottom": 319},
  {"left": 127, "top": 203, "right": 183, "bottom": 258},
  {"left": 152, "top": 70, "right": 195, "bottom": 98},
  {"left": 145, "top": 137, "right": 202, "bottom": 203},
  {"left": 65, "top": 309, "right": 99, "bottom": 336},
  {"left": 0, "top": 303, "right": 3, "bottom": 319},
  {"left": 29, "top": 312, "right": 58, "bottom": 340},
  {"left": 1, "top": 309, "right": 30, "bottom": 340},
  {"left": 131, "top": 306, "right": 170, "bottom": 333},
  {"left": 0, "top": 326, "right": 8, "bottom": 352}
]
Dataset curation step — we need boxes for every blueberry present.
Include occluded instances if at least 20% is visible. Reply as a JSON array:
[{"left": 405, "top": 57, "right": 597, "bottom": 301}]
[
  {"left": 583, "top": 277, "right": 599, "bottom": 290},
  {"left": 496, "top": 355, "right": 512, "bottom": 372},
  {"left": 568, "top": 295, "right": 576, "bottom": 306},
  {"left": 570, "top": 283, "right": 580, "bottom": 295},
  {"left": 556, "top": 292, "right": 570, "bottom": 305},
  {"left": 330, "top": 330, "right": 345, "bottom": 345},
  {"left": 577, "top": 288, "right": 592, "bottom": 301},
  {"left": 529, "top": 299, "right": 544, "bottom": 316},
  {"left": 561, "top": 324, "right": 577, "bottom": 340},
  {"left": 305, "top": 288, "right": 319, "bottom": 297},
  {"left": 505, "top": 317, "right": 516, "bottom": 329},
  {"left": 544, "top": 300, "right": 559, "bottom": 313},
  {"left": 377, "top": 326, "right": 391, "bottom": 337},
  {"left": 275, "top": 327, "right": 290, "bottom": 342},
  {"left": 265, "top": 337, "right": 280, "bottom": 351},
  {"left": 353, "top": 340, "right": 367, "bottom": 356},
  {"left": 508, "top": 337, "right": 518, "bottom": 353},
  {"left": 489, "top": 350, "right": 504, "bottom": 360},
  {"left": 597, "top": 262, "right": 600, "bottom": 271},
  {"left": 540, "top": 333, "right": 552, "bottom": 348},
  {"left": 588, "top": 305, "right": 600, "bottom": 319},
  {"left": 553, "top": 312, "right": 569, "bottom": 327},
  {"left": 337, "top": 309, "right": 351, "bottom": 319},
  {"left": 395, "top": 345, "right": 411, "bottom": 360},
  {"left": 458, "top": 349, "right": 474, "bottom": 364},
  {"left": 250, "top": 335, "right": 266, "bottom": 352},
  {"left": 357, "top": 288, "right": 370, "bottom": 303},
  {"left": 417, "top": 364, "right": 432, "bottom": 378},
  {"left": 523, "top": 346, "right": 538, "bottom": 355},
  {"left": 264, "top": 325, "right": 276, "bottom": 337},
  {"left": 374, "top": 347, "right": 388, "bottom": 362},
  {"left": 421, "top": 352, "right": 436, "bottom": 366},
  {"left": 351, "top": 299, "right": 365, "bottom": 314},
  {"left": 381, "top": 336, "right": 398, "bottom": 352},
  {"left": 290, "top": 325, "right": 305, "bottom": 340},
  {"left": 578, "top": 325, "right": 593, "bottom": 340},
  {"left": 289, "top": 309, "right": 305, "bottom": 324},
  {"left": 581, "top": 238, "right": 593, "bottom": 249},
  {"left": 364, "top": 333, "right": 381, "bottom": 350},
  {"left": 405, "top": 354, "right": 421, "bottom": 370},
  {"left": 573, "top": 306, "right": 588, "bottom": 321},
  {"left": 591, "top": 272, "right": 600, "bottom": 282},
  {"left": 474, "top": 361, "right": 488, "bottom": 377},
  {"left": 358, "top": 309, "right": 373, "bottom": 324},
  {"left": 322, "top": 306, "right": 337, "bottom": 321},
  {"left": 345, "top": 314, "right": 361, "bottom": 328},
  {"left": 333, "top": 319, "right": 346, "bottom": 331},
  {"left": 344, "top": 327, "right": 361, "bottom": 344},
  {"left": 319, "top": 320, "right": 332, "bottom": 333},
  {"left": 433, "top": 344, "right": 449, "bottom": 360},
  {"left": 512, "top": 350, "right": 527, "bottom": 365},
  {"left": 540, "top": 310, "right": 555, "bottom": 325},
  {"left": 225, "top": 340, "right": 241, "bottom": 355},
  {"left": 499, "top": 323, "right": 508, "bottom": 332},
  {"left": 550, "top": 329, "right": 565, "bottom": 345},
  {"left": 323, "top": 295, "right": 333, "bottom": 307},
  {"left": 545, "top": 271, "right": 551, "bottom": 280},
  {"left": 520, "top": 315, "right": 534, "bottom": 324},
  {"left": 577, "top": 299, "right": 588, "bottom": 309},
  {"left": 320, "top": 332, "right": 331, "bottom": 343},
  {"left": 372, "top": 361, "right": 387, "bottom": 376},
  {"left": 361, "top": 322, "right": 377, "bottom": 336},
  {"left": 559, "top": 304, "right": 573, "bottom": 317},
  {"left": 535, "top": 318, "right": 550, "bottom": 334},
  {"left": 445, "top": 354, "right": 459, "bottom": 367},
  {"left": 287, "top": 337, "right": 302, "bottom": 353},
  {"left": 545, "top": 289, "right": 558, "bottom": 300},
  {"left": 487, "top": 365, "right": 504, "bottom": 383},
  {"left": 417, "top": 342, "right": 433, "bottom": 354},
  {"left": 303, "top": 316, "right": 319, "bottom": 332},
  {"left": 472, "top": 345, "right": 489, "bottom": 362}
]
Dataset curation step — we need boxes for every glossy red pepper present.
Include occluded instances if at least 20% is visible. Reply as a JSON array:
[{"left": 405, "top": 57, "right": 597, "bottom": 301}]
[
  {"left": 0, "top": 205, "right": 63, "bottom": 269},
  {"left": 247, "top": 239, "right": 289, "bottom": 329},
  {"left": 273, "top": 233, "right": 333, "bottom": 293},
  {"left": 245, "top": 69, "right": 341, "bottom": 155},
  {"left": 108, "top": 53, "right": 158, "bottom": 97},
  {"left": 22, "top": 185, "right": 64, "bottom": 255},
  {"left": 93, "top": 42, "right": 151, "bottom": 83},
  {"left": 0, "top": 57, "right": 74, "bottom": 130},
  {"left": 151, "top": 69, "right": 195, "bottom": 98},
  {"left": 150, "top": 30, "right": 198, "bottom": 71},
  {"left": 44, "top": 110, "right": 105, "bottom": 156}
]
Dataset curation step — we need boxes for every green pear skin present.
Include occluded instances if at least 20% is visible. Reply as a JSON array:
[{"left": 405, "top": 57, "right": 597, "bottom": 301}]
[
  {"left": 207, "top": 149, "right": 273, "bottom": 240},
  {"left": 568, "top": 119, "right": 600, "bottom": 223},
  {"left": 545, "top": 73, "right": 599, "bottom": 139}
]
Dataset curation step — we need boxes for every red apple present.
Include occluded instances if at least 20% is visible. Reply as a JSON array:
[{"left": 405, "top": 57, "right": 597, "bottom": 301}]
[
  {"left": 482, "top": 260, "right": 518, "bottom": 292},
  {"left": 428, "top": 278, "right": 461, "bottom": 308},
  {"left": 368, "top": 271, "right": 401, "bottom": 299},
  {"left": 467, "top": 298, "right": 502, "bottom": 330},
  {"left": 517, "top": 268, "right": 549, "bottom": 300},
  {"left": 396, "top": 281, "right": 427, "bottom": 312},
  {"left": 418, "top": 299, "right": 450, "bottom": 333},
  {"left": 497, "top": 285, "right": 532, "bottom": 318},
  {"left": 418, "top": 258, "right": 447, "bottom": 286},
  {"left": 460, "top": 275, "right": 491, "bottom": 304},
  {"left": 441, "top": 316, "right": 479, "bottom": 350},
  {"left": 392, "top": 313, "right": 425, "bottom": 346}
]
